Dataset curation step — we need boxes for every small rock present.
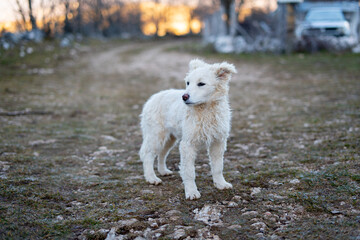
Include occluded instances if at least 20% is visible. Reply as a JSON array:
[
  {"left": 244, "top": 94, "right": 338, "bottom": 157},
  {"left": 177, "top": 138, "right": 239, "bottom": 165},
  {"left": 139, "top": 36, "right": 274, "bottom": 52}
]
[
  {"left": 101, "top": 135, "right": 118, "bottom": 142},
  {"left": 251, "top": 187, "right": 261, "bottom": 196},
  {"left": 351, "top": 209, "right": 360, "bottom": 214},
  {"left": 270, "top": 234, "right": 280, "bottom": 240},
  {"left": 256, "top": 160, "right": 265, "bottom": 166},
  {"left": 197, "top": 227, "right": 221, "bottom": 240},
  {"left": 98, "top": 229, "right": 110, "bottom": 235},
  {"left": 268, "top": 180, "right": 283, "bottom": 186},
  {"left": 294, "top": 206, "right": 305, "bottom": 214},
  {"left": 194, "top": 204, "right": 224, "bottom": 226},
  {"left": 255, "top": 233, "right": 265, "bottom": 238},
  {"left": 90, "top": 146, "right": 125, "bottom": 159},
  {"left": 29, "top": 139, "right": 56, "bottom": 146},
  {"left": 331, "top": 210, "right": 342, "bottom": 215},
  {"left": 70, "top": 201, "right": 82, "bottom": 206},
  {"left": 289, "top": 179, "right": 300, "bottom": 184},
  {"left": 141, "top": 189, "right": 154, "bottom": 194},
  {"left": 158, "top": 218, "right": 168, "bottom": 225},
  {"left": 232, "top": 195, "right": 242, "bottom": 201},
  {"left": 264, "top": 212, "right": 272, "bottom": 217},
  {"left": 134, "top": 237, "right": 146, "bottom": 240},
  {"left": 117, "top": 218, "right": 138, "bottom": 227},
  {"left": 227, "top": 201, "right": 238, "bottom": 208},
  {"left": 235, "top": 144, "right": 249, "bottom": 151},
  {"left": 172, "top": 228, "right": 186, "bottom": 239},
  {"left": 294, "top": 143, "right": 305, "bottom": 149},
  {"left": 148, "top": 218, "right": 158, "bottom": 228},
  {"left": 251, "top": 222, "right": 267, "bottom": 229},
  {"left": 166, "top": 210, "right": 181, "bottom": 216},
  {"left": 56, "top": 215, "right": 64, "bottom": 221},
  {"left": 105, "top": 227, "right": 125, "bottom": 240},
  {"left": 228, "top": 224, "right": 241, "bottom": 230},
  {"left": 268, "top": 193, "right": 286, "bottom": 199},
  {"left": 1, "top": 164, "right": 10, "bottom": 172},
  {"left": 143, "top": 227, "right": 152, "bottom": 239},
  {"left": 242, "top": 211, "right": 258, "bottom": 216},
  {"left": 170, "top": 215, "right": 180, "bottom": 221},
  {"left": 78, "top": 229, "right": 95, "bottom": 240}
]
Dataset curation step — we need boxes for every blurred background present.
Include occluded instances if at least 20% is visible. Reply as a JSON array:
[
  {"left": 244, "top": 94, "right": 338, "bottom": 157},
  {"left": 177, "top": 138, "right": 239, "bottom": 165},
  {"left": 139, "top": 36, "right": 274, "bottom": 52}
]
[{"left": 1, "top": 0, "right": 359, "bottom": 53}]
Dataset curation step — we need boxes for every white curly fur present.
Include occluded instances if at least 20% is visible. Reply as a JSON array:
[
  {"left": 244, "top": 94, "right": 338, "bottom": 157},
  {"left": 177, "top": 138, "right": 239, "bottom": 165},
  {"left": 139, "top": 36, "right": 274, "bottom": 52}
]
[{"left": 139, "top": 59, "right": 237, "bottom": 200}]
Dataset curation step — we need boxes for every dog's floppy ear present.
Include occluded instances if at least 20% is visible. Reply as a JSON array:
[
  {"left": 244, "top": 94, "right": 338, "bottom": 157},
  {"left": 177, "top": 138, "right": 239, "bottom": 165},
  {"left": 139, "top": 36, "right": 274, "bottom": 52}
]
[
  {"left": 214, "top": 62, "right": 237, "bottom": 81},
  {"left": 189, "top": 59, "right": 207, "bottom": 72}
]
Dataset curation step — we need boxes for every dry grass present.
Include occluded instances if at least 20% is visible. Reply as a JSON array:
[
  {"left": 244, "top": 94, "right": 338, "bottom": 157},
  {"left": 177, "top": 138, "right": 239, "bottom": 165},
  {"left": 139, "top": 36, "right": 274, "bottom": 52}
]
[{"left": 0, "top": 39, "right": 359, "bottom": 239}]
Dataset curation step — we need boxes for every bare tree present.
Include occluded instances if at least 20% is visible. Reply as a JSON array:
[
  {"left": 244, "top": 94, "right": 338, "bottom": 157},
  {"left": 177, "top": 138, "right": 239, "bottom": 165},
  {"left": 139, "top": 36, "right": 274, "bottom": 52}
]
[
  {"left": 14, "top": 0, "right": 27, "bottom": 31},
  {"left": 94, "top": 0, "right": 103, "bottom": 32},
  {"left": 76, "top": 0, "right": 83, "bottom": 34},
  {"left": 220, "top": 0, "right": 234, "bottom": 35},
  {"left": 40, "top": 0, "right": 57, "bottom": 37},
  {"left": 63, "top": 0, "right": 73, "bottom": 33},
  {"left": 28, "top": 0, "right": 37, "bottom": 30}
]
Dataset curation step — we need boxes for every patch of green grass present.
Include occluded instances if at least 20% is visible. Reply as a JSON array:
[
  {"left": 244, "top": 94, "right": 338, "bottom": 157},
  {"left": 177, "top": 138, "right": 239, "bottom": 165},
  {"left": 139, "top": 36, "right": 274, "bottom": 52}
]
[
  {"left": 289, "top": 192, "right": 330, "bottom": 213},
  {"left": 291, "top": 165, "right": 360, "bottom": 213},
  {"left": 281, "top": 217, "right": 360, "bottom": 239},
  {"left": 244, "top": 168, "right": 300, "bottom": 187},
  {"left": 171, "top": 41, "right": 360, "bottom": 77}
]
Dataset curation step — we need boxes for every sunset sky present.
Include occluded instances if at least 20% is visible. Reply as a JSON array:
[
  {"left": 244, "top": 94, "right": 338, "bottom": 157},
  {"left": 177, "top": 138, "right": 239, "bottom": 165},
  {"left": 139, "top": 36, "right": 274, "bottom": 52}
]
[
  {"left": 0, "top": 1, "right": 16, "bottom": 22},
  {"left": 0, "top": 0, "right": 278, "bottom": 35}
]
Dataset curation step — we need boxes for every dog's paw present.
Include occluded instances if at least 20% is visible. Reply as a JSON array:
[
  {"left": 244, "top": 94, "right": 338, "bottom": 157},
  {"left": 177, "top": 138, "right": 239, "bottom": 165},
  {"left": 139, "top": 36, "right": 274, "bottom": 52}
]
[
  {"left": 185, "top": 189, "right": 201, "bottom": 200},
  {"left": 146, "top": 176, "right": 162, "bottom": 185},
  {"left": 158, "top": 168, "right": 173, "bottom": 176},
  {"left": 214, "top": 181, "right": 233, "bottom": 190}
]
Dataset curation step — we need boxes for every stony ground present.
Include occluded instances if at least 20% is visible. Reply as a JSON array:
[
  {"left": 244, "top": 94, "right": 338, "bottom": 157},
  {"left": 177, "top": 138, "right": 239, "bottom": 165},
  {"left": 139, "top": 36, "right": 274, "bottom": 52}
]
[{"left": 0, "top": 39, "right": 359, "bottom": 239}]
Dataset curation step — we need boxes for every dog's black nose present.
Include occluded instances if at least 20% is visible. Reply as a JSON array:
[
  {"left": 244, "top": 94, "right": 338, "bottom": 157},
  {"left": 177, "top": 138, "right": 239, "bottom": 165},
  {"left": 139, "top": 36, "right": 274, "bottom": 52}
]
[{"left": 182, "top": 94, "right": 189, "bottom": 101}]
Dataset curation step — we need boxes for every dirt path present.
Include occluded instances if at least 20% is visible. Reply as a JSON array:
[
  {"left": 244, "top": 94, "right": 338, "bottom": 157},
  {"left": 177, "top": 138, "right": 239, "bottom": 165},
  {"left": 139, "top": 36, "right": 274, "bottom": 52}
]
[{"left": 0, "top": 40, "right": 359, "bottom": 239}]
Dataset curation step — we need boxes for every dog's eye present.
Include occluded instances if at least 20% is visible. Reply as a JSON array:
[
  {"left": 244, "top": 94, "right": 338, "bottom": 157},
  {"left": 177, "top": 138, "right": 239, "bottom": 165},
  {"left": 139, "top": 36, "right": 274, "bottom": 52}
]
[
  {"left": 197, "top": 82, "right": 206, "bottom": 87},
  {"left": 186, "top": 82, "right": 189, "bottom": 86}
]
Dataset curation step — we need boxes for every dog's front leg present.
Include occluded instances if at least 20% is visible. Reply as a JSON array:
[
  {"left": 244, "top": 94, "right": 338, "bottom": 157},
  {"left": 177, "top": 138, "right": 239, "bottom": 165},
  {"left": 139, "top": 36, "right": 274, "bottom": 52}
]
[
  {"left": 179, "top": 140, "right": 200, "bottom": 200},
  {"left": 209, "top": 140, "right": 233, "bottom": 190}
]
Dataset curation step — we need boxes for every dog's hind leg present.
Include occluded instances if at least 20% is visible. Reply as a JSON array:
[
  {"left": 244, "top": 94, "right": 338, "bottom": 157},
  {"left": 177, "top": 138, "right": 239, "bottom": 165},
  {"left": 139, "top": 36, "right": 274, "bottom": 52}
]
[
  {"left": 158, "top": 134, "right": 176, "bottom": 176},
  {"left": 140, "top": 140, "right": 162, "bottom": 185},
  {"left": 208, "top": 140, "right": 233, "bottom": 190}
]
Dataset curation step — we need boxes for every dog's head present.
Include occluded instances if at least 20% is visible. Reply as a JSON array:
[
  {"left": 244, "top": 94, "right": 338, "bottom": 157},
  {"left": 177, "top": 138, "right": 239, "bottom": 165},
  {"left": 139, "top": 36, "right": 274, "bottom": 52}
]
[{"left": 182, "top": 59, "right": 237, "bottom": 106}]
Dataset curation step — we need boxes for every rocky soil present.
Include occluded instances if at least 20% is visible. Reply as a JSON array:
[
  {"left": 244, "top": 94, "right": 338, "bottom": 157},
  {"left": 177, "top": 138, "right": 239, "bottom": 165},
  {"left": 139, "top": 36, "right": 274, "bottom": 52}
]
[{"left": 0, "top": 40, "right": 359, "bottom": 239}]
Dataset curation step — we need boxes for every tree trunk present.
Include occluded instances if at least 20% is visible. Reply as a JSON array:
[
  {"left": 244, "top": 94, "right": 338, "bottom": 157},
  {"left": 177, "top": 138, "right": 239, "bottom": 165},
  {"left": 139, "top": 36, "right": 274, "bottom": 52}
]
[
  {"left": 95, "top": 0, "right": 103, "bottom": 33},
  {"left": 220, "top": 0, "right": 232, "bottom": 35},
  {"left": 76, "top": 0, "right": 82, "bottom": 34},
  {"left": 15, "top": 0, "right": 27, "bottom": 31},
  {"left": 64, "top": 0, "right": 72, "bottom": 33},
  {"left": 28, "top": 0, "right": 37, "bottom": 30}
]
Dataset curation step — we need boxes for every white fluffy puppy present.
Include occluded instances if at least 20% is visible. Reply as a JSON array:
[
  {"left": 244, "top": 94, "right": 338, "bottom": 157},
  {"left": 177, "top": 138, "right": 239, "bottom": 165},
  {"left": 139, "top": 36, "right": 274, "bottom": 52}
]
[{"left": 139, "top": 59, "right": 237, "bottom": 200}]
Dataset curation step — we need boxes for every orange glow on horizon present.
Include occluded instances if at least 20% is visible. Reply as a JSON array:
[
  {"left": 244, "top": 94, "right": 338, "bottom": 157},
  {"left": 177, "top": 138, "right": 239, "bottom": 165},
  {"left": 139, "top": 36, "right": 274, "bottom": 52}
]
[
  {"left": 139, "top": 2, "right": 201, "bottom": 36},
  {"left": 0, "top": 2, "right": 202, "bottom": 37},
  {"left": 190, "top": 19, "right": 201, "bottom": 34},
  {"left": 238, "top": 0, "right": 278, "bottom": 22},
  {"left": 0, "top": 21, "right": 18, "bottom": 33}
]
